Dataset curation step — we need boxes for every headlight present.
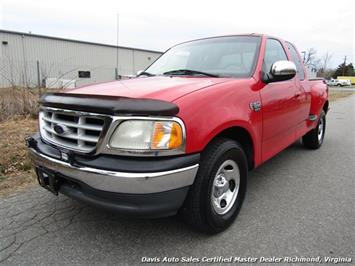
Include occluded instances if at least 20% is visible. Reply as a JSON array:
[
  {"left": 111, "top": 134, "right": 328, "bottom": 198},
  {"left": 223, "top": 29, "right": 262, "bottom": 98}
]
[{"left": 109, "top": 119, "right": 184, "bottom": 152}]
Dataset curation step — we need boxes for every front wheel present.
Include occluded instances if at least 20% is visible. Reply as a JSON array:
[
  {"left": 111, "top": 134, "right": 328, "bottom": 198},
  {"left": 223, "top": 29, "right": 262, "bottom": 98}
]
[
  {"left": 302, "top": 110, "right": 326, "bottom": 149},
  {"left": 181, "top": 138, "right": 248, "bottom": 234}
]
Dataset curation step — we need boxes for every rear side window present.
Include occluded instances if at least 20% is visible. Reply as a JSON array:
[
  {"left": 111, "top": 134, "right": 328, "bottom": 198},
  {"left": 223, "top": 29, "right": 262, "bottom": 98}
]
[
  {"left": 263, "top": 39, "right": 288, "bottom": 74},
  {"left": 286, "top": 42, "right": 305, "bottom": 80}
]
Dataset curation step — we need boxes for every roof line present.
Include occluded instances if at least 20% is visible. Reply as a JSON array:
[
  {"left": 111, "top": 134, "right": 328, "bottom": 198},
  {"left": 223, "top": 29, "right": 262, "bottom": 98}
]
[
  {"left": 0, "top": 29, "right": 163, "bottom": 54},
  {"left": 172, "top": 33, "right": 263, "bottom": 47}
]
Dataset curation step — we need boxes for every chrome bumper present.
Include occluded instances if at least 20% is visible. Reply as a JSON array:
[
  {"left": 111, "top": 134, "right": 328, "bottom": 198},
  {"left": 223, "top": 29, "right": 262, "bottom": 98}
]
[{"left": 28, "top": 148, "right": 199, "bottom": 194}]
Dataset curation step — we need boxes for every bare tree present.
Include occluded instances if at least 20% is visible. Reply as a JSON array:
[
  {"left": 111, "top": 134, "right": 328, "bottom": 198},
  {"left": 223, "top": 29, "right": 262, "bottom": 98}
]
[
  {"left": 304, "top": 48, "right": 318, "bottom": 66},
  {"left": 316, "top": 52, "right": 333, "bottom": 78},
  {"left": 321, "top": 52, "right": 332, "bottom": 71}
]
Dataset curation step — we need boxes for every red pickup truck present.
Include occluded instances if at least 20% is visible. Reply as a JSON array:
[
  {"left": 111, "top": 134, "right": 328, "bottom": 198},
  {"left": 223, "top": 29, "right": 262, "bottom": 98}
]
[{"left": 27, "top": 34, "right": 328, "bottom": 233}]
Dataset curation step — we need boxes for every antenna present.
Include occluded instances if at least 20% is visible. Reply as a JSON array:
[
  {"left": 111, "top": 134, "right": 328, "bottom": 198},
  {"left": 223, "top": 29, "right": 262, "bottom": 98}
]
[
  {"left": 116, "top": 13, "right": 120, "bottom": 79},
  {"left": 342, "top": 55, "right": 347, "bottom": 76}
]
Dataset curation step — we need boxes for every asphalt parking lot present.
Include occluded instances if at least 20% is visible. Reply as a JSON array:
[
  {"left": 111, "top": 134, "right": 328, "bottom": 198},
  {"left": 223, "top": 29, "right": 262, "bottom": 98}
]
[
  {"left": 0, "top": 95, "right": 354, "bottom": 265},
  {"left": 329, "top": 86, "right": 355, "bottom": 92}
]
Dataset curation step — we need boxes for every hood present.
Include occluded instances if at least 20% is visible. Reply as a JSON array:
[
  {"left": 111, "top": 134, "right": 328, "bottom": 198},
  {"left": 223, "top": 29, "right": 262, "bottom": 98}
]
[{"left": 67, "top": 76, "right": 231, "bottom": 102}]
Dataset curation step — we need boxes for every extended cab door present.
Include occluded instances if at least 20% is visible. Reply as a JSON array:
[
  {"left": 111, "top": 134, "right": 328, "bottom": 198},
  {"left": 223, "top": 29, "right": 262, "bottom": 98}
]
[
  {"left": 285, "top": 42, "right": 310, "bottom": 137},
  {"left": 260, "top": 38, "right": 304, "bottom": 162}
]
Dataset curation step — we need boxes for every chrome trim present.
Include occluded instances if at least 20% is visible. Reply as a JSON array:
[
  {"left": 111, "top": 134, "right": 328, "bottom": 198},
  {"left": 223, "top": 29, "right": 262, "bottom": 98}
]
[
  {"left": 39, "top": 107, "right": 112, "bottom": 154},
  {"left": 40, "top": 106, "right": 186, "bottom": 157},
  {"left": 271, "top": 60, "right": 297, "bottom": 76},
  {"left": 28, "top": 147, "right": 198, "bottom": 194}
]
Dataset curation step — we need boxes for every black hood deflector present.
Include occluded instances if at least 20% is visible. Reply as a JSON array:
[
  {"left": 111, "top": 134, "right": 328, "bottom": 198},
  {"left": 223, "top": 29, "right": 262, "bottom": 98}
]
[{"left": 39, "top": 93, "right": 179, "bottom": 116}]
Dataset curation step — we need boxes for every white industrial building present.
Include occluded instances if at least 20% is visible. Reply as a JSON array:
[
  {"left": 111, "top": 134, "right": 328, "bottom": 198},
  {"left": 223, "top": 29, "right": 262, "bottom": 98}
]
[{"left": 0, "top": 29, "right": 162, "bottom": 88}]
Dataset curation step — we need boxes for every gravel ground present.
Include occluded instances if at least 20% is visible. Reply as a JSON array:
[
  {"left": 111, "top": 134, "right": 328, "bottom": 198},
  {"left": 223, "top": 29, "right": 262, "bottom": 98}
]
[{"left": 0, "top": 95, "right": 354, "bottom": 265}]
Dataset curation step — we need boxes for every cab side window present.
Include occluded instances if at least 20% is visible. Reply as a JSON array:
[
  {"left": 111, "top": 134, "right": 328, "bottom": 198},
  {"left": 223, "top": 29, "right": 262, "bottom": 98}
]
[
  {"left": 263, "top": 39, "right": 288, "bottom": 74},
  {"left": 286, "top": 42, "right": 305, "bottom": 80}
]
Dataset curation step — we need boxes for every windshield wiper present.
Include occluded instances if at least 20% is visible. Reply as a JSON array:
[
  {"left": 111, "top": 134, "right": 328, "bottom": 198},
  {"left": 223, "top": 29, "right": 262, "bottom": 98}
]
[
  {"left": 137, "top": 71, "right": 155, "bottom": 77},
  {"left": 163, "top": 69, "right": 219, "bottom": 77}
]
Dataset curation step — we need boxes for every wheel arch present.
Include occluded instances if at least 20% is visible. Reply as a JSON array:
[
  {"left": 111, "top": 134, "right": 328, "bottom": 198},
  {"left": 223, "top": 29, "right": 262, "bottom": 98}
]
[
  {"left": 205, "top": 126, "right": 255, "bottom": 170},
  {"left": 323, "top": 100, "right": 329, "bottom": 114}
]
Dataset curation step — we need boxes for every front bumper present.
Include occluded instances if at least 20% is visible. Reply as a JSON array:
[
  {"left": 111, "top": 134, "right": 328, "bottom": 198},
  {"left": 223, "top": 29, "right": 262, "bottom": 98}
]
[{"left": 27, "top": 135, "right": 199, "bottom": 217}]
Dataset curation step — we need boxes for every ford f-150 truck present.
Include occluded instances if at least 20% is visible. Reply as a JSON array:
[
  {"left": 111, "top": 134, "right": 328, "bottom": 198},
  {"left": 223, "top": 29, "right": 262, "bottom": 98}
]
[{"left": 27, "top": 34, "right": 328, "bottom": 233}]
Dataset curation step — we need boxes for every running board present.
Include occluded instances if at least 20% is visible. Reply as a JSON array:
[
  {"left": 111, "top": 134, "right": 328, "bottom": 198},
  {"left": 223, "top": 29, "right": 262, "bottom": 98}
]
[{"left": 308, "top": 114, "right": 318, "bottom": 121}]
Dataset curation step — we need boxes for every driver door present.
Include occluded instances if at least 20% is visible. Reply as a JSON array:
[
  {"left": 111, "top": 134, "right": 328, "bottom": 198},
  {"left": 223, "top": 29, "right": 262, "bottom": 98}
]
[{"left": 260, "top": 38, "right": 301, "bottom": 162}]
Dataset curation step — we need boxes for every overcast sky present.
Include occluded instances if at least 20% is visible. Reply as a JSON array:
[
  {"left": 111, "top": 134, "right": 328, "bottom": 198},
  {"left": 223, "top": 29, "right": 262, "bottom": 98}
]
[{"left": 1, "top": 0, "right": 354, "bottom": 68}]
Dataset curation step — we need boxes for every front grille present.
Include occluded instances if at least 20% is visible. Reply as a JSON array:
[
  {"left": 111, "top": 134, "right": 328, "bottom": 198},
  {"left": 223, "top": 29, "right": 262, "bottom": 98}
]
[{"left": 39, "top": 108, "right": 106, "bottom": 153}]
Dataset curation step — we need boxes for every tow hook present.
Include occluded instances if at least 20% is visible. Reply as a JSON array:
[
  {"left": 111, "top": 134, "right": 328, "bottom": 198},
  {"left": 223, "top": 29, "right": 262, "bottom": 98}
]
[{"left": 25, "top": 136, "right": 37, "bottom": 149}]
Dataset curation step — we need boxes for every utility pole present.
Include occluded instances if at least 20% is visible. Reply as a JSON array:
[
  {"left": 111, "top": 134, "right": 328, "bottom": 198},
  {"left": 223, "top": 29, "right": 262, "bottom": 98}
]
[
  {"left": 342, "top": 56, "right": 347, "bottom": 76},
  {"left": 116, "top": 13, "right": 120, "bottom": 80},
  {"left": 37, "top": 60, "right": 41, "bottom": 96},
  {"left": 21, "top": 34, "right": 28, "bottom": 88}
]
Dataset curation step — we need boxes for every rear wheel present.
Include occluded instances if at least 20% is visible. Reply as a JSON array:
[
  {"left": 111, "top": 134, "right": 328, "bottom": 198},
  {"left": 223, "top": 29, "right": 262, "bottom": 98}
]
[
  {"left": 303, "top": 110, "right": 326, "bottom": 149},
  {"left": 181, "top": 138, "right": 248, "bottom": 234}
]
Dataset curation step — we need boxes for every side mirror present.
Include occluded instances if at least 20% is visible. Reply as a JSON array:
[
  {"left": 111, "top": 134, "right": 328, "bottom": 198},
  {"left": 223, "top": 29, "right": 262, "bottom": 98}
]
[
  {"left": 264, "top": 60, "right": 297, "bottom": 83},
  {"left": 136, "top": 70, "right": 143, "bottom": 77}
]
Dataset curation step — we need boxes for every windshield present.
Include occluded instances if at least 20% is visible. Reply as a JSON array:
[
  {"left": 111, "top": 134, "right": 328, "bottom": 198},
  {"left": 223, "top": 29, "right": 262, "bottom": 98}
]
[{"left": 145, "top": 36, "right": 261, "bottom": 78}]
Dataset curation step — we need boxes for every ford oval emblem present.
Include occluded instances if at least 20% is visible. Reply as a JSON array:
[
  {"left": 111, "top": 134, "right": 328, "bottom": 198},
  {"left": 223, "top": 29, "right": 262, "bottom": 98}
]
[{"left": 53, "top": 124, "right": 70, "bottom": 135}]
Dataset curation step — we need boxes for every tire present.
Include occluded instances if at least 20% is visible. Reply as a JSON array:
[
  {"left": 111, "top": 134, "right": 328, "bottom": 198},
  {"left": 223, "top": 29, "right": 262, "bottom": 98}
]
[
  {"left": 181, "top": 138, "right": 248, "bottom": 234},
  {"left": 302, "top": 110, "right": 326, "bottom": 149}
]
